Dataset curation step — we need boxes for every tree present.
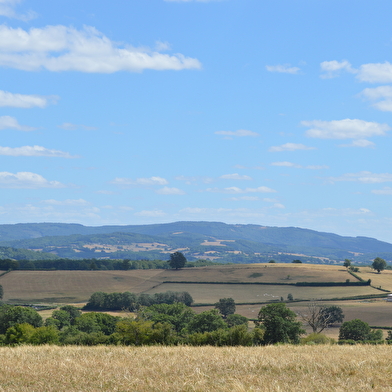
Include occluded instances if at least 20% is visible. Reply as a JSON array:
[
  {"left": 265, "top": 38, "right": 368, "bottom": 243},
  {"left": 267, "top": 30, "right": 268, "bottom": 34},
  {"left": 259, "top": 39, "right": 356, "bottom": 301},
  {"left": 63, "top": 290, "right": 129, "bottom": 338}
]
[
  {"left": 215, "top": 298, "right": 236, "bottom": 318},
  {"left": 343, "top": 259, "right": 351, "bottom": 268},
  {"left": 339, "top": 319, "right": 372, "bottom": 341},
  {"left": 320, "top": 305, "right": 344, "bottom": 326},
  {"left": 226, "top": 314, "right": 248, "bottom": 328},
  {"left": 257, "top": 303, "right": 304, "bottom": 344},
  {"left": 372, "top": 257, "right": 387, "bottom": 273},
  {"left": 287, "top": 293, "right": 293, "bottom": 301},
  {"left": 297, "top": 302, "right": 343, "bottom": 334},
  {"left": 292, "top": 259, "right": 302, "bottom": 263},
  {"left": 0, "top": 305, "right": 43, "bottom": 334},
  {"left": 0, "top": 284, "right": 3, "bottom": 300},
  {"left": 186, "top": 309, "right": 227, "bottom": 334},
  {"left": 168, "top": 252, "right": 187, "bottom": 270}
]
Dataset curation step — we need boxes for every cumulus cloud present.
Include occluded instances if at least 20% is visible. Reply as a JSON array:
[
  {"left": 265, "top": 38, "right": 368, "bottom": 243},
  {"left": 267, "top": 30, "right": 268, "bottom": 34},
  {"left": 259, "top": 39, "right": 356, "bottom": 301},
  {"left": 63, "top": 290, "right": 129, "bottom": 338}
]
[
  {"left": 215, "top": 129, "right": 259, "bottom": 138},
  {"left": 0, "top": 171, "right": 65, "bottom": 188},
  {"left": 0, "top": 25, "right": 201, "bottom": 73},
  {"left": 220, "top": 173, "right": 252, "bottom": 180},
  {"left": 271, "top": 161, "right": 301, "bottom": 168},
  {"left": 320, "top": 60, "right": 356, "bottom": 78},
  {"left": 0, "top": 115, "right": 36, "bottom": 131},
  {"left": 359, "top": 86, "right": 392, "bottom": 112},
  {"left": 0, "top": 90, "right": 58, "bottom": 108},
  {"left": 111, "top": 176, "right": 168, "bottom": 187},
  {"left": 134, "top": 210, "right": 167, "bottom": 217},
  {"left": 372, "top": 187, "right": 392, "bottom": 195},
  {"left": 269, "top": 143, "right": 316, "bottom": 152},
  {"left": 357, "top": 62, "right": 392, "bottom": 83},
  {"left": 155, "top": 186, "right": 185, "bottom": 195},
  {"left": 266, "top": 64, "right": 300, "bottom": 74},
  {"left": 0, "top": 145, "right": 78, "bottom": 158},
  {"left": 339, "top": 139, "right": 375, "bottom": 148},
  {"left": 42, "top": 199, "right": 89, "bottom": 206},
  {"left": 0, "top": 0, "right": 36, "bottom": 21},
  {"left": 328, "top": 171, "right": 392, "bottom": 184},
  {"left": 206, "top": 186, "right": 276, "bottom": 194},
  {"left": 302, "top": 119, "right": 390, "bottom": 140},
  {"left": 175, "top": 175, "right": 214, "bottom": 184}
]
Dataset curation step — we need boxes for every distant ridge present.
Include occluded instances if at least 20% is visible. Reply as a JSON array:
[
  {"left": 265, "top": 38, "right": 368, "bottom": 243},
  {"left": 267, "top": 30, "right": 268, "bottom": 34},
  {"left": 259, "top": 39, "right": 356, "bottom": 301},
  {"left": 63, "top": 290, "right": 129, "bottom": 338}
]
[{"left": 0, "top": 221, "right": 391, "bottom": 263}]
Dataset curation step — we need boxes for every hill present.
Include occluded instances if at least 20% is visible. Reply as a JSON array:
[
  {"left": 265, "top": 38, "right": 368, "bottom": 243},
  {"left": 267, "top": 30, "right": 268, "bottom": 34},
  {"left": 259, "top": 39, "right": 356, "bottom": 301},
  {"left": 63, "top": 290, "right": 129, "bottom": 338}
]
[{"left": 0, "top": 221, "right": 391, "bottom": 263}]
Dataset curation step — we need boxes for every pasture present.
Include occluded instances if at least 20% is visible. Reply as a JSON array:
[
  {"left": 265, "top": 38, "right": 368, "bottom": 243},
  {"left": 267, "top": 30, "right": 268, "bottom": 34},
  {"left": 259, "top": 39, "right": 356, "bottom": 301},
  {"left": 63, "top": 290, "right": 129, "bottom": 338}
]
[{"left": 1, "top": 345, "right": 392, "bottom": 391}]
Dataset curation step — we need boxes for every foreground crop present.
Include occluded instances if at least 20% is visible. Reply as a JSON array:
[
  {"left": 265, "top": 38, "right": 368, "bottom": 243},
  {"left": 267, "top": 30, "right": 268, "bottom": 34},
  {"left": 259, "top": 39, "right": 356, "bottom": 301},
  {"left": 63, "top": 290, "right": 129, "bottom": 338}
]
[{"left": 1, "top": 345, "right": 392, "bottom": 391}]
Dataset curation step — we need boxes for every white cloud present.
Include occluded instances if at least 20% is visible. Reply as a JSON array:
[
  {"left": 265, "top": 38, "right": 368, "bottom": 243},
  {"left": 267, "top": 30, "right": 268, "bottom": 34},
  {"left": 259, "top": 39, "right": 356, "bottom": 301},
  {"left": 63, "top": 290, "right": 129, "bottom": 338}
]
[
  {"left": 357, "top": 62, "right": 392, "bottom": 83},
  {"left": 302, "top": 119, "right": 390, "bottom": 139},
  {"left": 215, "top": 129, "right": 259, "bottom": 138},
  {"left": 155, "top": 186, "right": 185, "bottom": 195},
  {"left": 175, "top": 175, "right": 214, "bottom": 184},
  {"left": 230, "top": 196, "right": 260, "bottom": 201},
  {"left": 320, "top": 60, "right": 356, "bottom": 78},
  {"left": 328, "top": 171, "right": 392, "bottom": 184},
  {"left": 306, "top": 165, "right": 329, "bottom": 170},
  {"left": 266, "top": 64, "right": 300, "bottom": 74},
  {"left": 271, "top": 161, "right": 301, "bottom": 168},
  {"left": 134, "top": 210, "right": 167, "bottom": 217},
  {"left": 0, "top": 25, "right": 201, "bottom": 73},
  {"left": 269, "top": 143, "right": 316, "bottom": 152},
  {"left": 42, "top": 199, "right": 89, "bottom": 206},
  {"left": 206, "top": 186, "right": 276, "bottom": 194},
  {"left": 339, "top": 139, "right": 375, "bottom": 148},
  {"left": 0, "top": 90, "right": 58, "bottom": 108},
  {"left": 0, "top": 171, "right": 65, "bottom": 188},
  {"left": 220, "top": 173, "right": 252, "bottom": 180},
  {"left": 359, "top": 86, "right": 392, "bottom": 112},
  {"left": 111, "top": 176, "right": 169, "bottom": 187},
  {"left": 0, "top": 145, "right": 77, "bottom": 158},
  {"left": 0, "top": 115, "right": 36, "bottom": 131},
  {"left": 372, "top": 187, "right": 392, "bottom": 195},
  {"left": 0, "top": 0, "right": 36, "bottom": 21},
  {"left": 58, "top": 122, "right": 97, "bottom": 131}
]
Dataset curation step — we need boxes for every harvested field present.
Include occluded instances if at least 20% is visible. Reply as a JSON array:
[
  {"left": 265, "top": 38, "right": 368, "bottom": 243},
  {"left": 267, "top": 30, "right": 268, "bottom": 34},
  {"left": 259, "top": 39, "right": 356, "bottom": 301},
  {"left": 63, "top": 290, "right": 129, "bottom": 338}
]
[
  {"left": 0, "top": 270, "right": 163, "bottom": 303},
  {"left": 155, "top": 263, "right": 352, "bottom": 283},
  {"left": 1, "top": 345, "right": 392, "bottom": 391},
  {"left": 144, "top": 282, "right": 380, "bottom": 303},
  {"left": 357, "top": 267, "right": 392, "bottom": 291}
]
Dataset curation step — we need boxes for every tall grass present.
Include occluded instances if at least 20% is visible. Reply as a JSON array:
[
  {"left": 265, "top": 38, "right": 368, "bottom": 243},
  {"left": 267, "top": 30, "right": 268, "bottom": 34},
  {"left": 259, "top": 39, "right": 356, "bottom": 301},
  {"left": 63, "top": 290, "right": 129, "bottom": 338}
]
[{"left": 0, "top": 345, "right": 391, "bottom": 391}]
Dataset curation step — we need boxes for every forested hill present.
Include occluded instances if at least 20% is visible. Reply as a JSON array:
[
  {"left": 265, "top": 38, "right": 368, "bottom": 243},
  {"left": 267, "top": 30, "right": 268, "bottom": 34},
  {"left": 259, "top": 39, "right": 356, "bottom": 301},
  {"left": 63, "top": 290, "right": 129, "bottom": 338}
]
[{"left": 0, "top": 221, "right": 391, "bottom": 264}]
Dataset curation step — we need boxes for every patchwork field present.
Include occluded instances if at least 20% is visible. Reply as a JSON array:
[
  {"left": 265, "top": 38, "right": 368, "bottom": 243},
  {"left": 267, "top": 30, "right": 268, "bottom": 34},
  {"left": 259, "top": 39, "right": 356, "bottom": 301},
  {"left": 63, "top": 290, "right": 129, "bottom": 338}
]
[
  {"left": 144, "top": 282, "right": 380, "bottom": 303},
  {"left": 0, "top": 270, "right": 163, "bottom": 303},
  {"left": 1, "top": 345, "right": 392, "bottom": 391}
]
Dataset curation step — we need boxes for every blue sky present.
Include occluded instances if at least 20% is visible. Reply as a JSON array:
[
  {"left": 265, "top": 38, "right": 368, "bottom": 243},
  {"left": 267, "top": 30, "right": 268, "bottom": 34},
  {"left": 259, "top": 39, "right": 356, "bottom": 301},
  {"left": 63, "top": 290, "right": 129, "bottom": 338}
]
[{"left": 1, "top": 0, "right": 392, "bottom": 243}]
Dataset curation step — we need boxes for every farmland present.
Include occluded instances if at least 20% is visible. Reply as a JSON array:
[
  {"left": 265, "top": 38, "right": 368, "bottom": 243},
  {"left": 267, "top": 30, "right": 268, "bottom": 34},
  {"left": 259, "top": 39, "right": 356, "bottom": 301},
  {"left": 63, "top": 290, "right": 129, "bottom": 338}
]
[{"left": 1, "top": 345, "right": 392, "bottom": 391}]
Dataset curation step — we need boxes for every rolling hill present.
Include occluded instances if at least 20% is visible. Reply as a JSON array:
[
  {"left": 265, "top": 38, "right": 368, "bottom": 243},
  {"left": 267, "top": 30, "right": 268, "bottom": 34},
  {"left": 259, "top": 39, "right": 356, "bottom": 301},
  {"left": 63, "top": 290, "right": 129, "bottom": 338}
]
[{"left": 0, "top": 221, "right": 391, "bottom": 263}]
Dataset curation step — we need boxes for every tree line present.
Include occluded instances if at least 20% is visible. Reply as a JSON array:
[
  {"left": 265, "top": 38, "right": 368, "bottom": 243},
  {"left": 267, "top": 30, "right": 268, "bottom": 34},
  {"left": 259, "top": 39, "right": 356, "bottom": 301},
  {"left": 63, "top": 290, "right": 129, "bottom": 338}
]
[{"left": 0, "top": 297, "right": 389, "bottom": 347}]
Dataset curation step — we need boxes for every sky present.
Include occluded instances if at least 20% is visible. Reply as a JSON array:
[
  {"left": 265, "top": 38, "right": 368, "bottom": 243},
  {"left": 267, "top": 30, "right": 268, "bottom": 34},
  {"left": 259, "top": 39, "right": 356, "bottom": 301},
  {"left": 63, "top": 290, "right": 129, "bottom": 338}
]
[{"left": 0, "top": 0, "right": 392, "bottom": 243}]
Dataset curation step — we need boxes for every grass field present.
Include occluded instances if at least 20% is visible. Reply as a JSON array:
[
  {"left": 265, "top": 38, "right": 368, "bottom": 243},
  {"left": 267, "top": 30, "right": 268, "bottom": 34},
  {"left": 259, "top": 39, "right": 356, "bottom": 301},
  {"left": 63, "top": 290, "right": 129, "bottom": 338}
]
[
  {"left": 0, "top": 270, "right": 162, "bottom": 303},
  {"left": 1, "top": 345, "right": 392, "bottom": 391}
]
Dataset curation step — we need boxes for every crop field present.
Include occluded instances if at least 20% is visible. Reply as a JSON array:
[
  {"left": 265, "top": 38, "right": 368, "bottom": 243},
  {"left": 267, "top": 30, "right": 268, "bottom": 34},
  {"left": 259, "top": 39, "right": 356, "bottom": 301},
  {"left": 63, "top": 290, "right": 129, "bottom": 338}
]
[
  {"left": 145, "top": 282, "right": 381, "bottom": 304},
  {"left": 357, "top": 267, "right": 392, "bottom": 291},
  {"left": 0, "top": 270, "right": 163, "bottom": 303},
  {"left": 1, "top": 345, "right": 392, "bottom": 391},
  {"left": 155, "top": 263, "right": 352, "bottom": 283}
]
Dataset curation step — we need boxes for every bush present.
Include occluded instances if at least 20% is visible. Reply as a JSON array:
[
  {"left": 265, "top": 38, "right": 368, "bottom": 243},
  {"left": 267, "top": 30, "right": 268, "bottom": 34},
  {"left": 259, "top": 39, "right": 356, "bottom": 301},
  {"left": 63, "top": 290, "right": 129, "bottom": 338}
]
[{"left": 301, "top": 333, "right": 333, "bottom": 345}]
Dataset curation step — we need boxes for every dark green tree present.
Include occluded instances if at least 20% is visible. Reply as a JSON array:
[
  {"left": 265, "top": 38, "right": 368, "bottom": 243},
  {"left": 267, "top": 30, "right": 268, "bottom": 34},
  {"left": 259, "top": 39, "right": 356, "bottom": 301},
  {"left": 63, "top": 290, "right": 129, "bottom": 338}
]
[
  {"left": 215, "top": 298, "right": 236, "bottom": 318},
  {"left": 343, "top": 259, "right": 351, "bottom": 268},
  {"left": 0, "top": 284, "right": 3, "bottom": 300},
  {"left": 0, "top": 305, "right": 43, "bottom": 334},
  {"left": 59, "top": 305, "right": 82, "bottom": 325},
  {"left": 287, "top": 293, "right": 293, "bottom": 301},
  {"left": 186, "top": 309, "right": 227, "bottom": 334},
  {"left": 320, "top": 305, "right": 344, "bottom": 326},
  {"left": 257, "top": 303, "right": 304, "bottom": 344},
  {"left": 372, "top": 257, "right": 387, "bottom": 273},
  {"left": 226, "top": 314, "right": 248, "bottom": 328},
  {"left": 339, "top": 319, "right": 372, "bottom": 341},
  {"left": 292, "top": 259, "right": 302, "bottom": 263},
  {"left": 168, "top": 252, "right": 187, "bottom": 270}
]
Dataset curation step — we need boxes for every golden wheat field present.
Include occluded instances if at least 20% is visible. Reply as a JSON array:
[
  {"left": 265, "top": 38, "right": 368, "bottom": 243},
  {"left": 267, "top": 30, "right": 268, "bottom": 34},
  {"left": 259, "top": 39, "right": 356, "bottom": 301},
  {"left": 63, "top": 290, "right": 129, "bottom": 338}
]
[{"left": 1, "top": 345, "right": 392, "bottom": 391}]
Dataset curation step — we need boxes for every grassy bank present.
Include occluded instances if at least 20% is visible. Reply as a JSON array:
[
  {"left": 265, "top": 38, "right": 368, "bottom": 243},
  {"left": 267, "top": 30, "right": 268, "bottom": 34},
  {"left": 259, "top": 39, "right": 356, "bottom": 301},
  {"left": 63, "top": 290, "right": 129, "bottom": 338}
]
[{"left": 1, "top": 345, "right": 392, "bottom": 391}]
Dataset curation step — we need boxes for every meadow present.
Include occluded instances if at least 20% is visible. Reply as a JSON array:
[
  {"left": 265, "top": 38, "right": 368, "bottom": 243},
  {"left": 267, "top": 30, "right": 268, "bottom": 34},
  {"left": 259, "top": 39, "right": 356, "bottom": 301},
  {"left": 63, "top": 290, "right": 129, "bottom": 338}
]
[{"left": 1, "top": 345, "right": 392, "bottom": 391}]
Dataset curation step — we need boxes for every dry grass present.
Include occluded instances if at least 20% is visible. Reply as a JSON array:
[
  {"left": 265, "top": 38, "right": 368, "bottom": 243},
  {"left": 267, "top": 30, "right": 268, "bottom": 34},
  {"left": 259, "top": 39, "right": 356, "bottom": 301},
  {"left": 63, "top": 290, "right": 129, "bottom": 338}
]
[
  {"left": 357, "top": 267, "right": 392, "bottom": 291},
  {"left": 0, "top": 345, "right": 392, "bottom": 391},
  {"left": 0, "top": 270, "right": 163, "bottom": 303},
  {"left": 156, "top": 263, "right": 351, "bottom": 283},
  {"left": 145, "top": 282, "right": 380, "bottom": 303}
]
